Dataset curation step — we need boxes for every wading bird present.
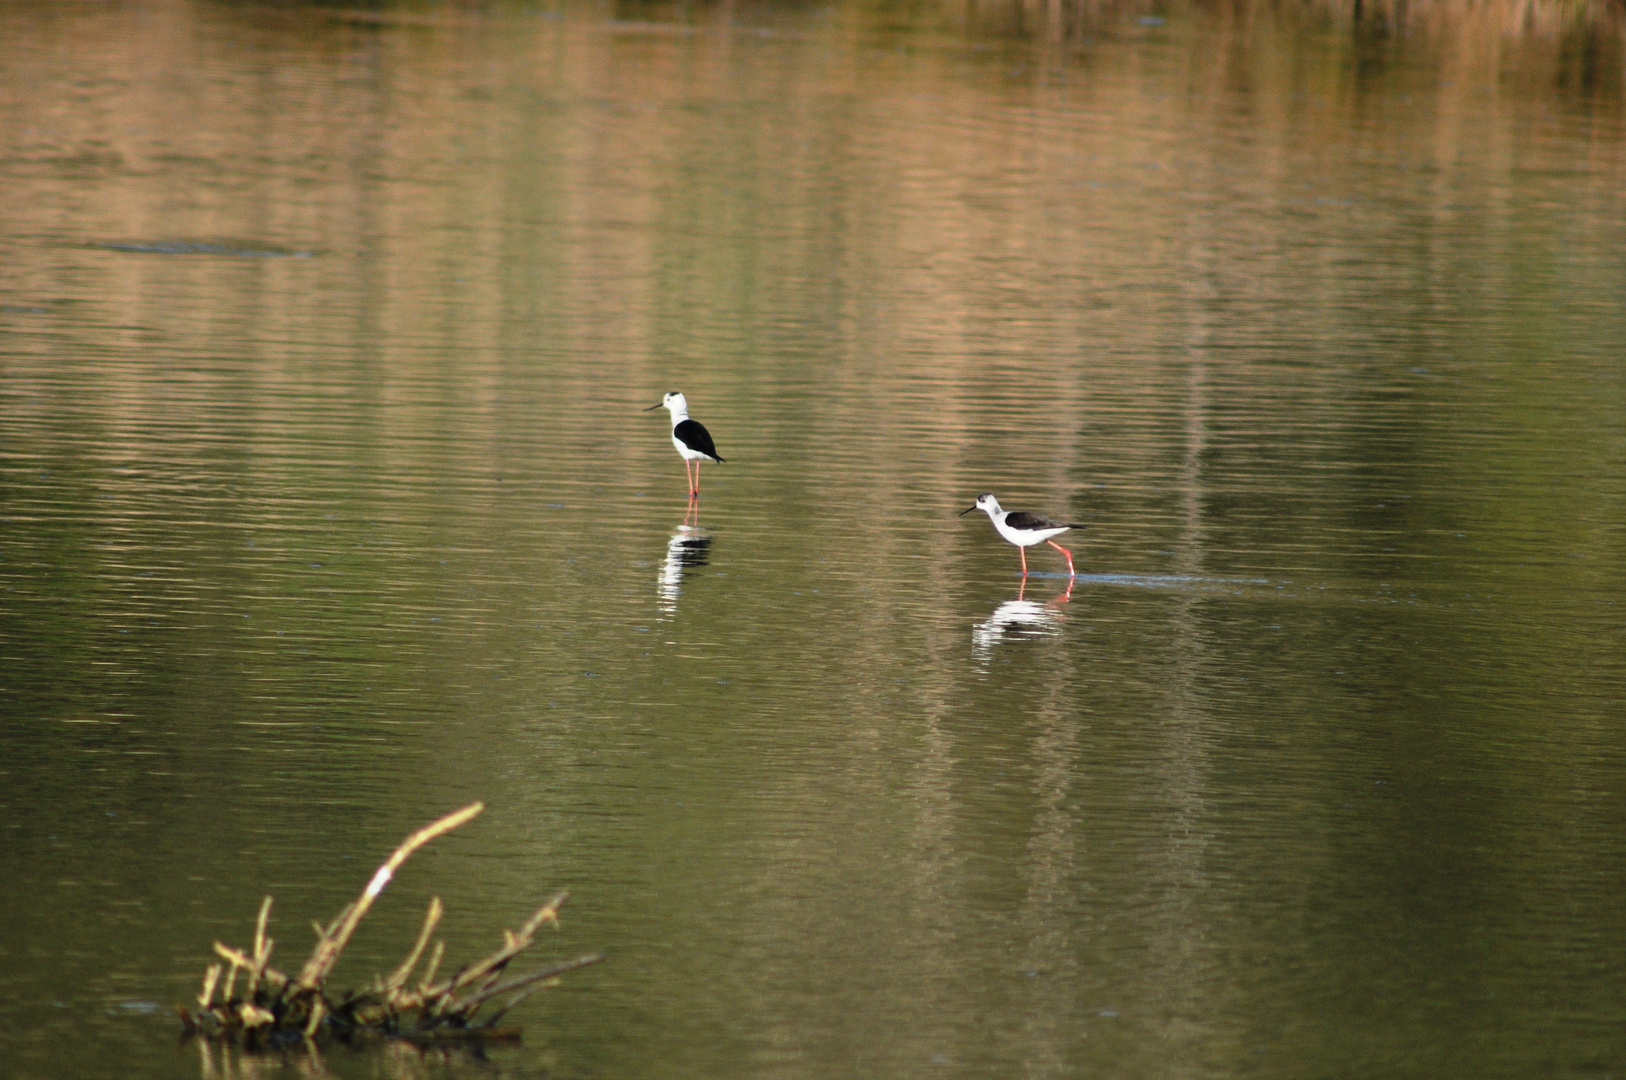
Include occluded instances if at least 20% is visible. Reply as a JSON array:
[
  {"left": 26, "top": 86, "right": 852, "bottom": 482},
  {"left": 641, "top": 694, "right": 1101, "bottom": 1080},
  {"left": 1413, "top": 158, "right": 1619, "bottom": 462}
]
[
  {"left": 960, "top": 493, "right": 1084, "bottom": 577},
  {"left": 644, "top": 392, "right": 724, "bottom": 500}
]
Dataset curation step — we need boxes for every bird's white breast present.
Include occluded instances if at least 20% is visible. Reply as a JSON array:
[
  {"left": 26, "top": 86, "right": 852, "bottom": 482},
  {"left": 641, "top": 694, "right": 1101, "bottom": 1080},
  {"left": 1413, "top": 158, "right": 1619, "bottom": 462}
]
[
  {"left": 671, "top": 433, "right": 710, "bottom": 461},
  {"left": 994, "top": 514, "right": 1068, "bottom": 547}
]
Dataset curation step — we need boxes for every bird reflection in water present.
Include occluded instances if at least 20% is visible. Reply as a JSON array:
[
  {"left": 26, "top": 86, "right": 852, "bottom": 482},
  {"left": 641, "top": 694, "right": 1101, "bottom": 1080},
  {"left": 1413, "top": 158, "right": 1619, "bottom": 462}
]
[
  {"left": 972, "top": 577, "right": 1073, "bottom": 664},
  {"left": 657, "top": 505, "right": 714, "bottom": 618}
]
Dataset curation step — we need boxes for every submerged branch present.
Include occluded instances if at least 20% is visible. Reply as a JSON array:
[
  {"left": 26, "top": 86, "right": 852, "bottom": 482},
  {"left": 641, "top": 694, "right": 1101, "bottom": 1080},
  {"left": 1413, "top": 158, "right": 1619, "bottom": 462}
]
[{"left": 179, "top": 803, "right": 597, "bottom": 1047}]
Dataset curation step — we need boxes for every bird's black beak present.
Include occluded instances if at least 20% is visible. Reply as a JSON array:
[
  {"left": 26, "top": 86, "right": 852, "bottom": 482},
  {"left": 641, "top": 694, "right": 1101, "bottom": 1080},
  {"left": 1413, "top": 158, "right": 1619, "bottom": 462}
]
[
  {"left": 958, "top": 504, "right": 977, "bottom": 516},
  {"left": 643, "top": 402, "right": 664, "bottom": 412}
]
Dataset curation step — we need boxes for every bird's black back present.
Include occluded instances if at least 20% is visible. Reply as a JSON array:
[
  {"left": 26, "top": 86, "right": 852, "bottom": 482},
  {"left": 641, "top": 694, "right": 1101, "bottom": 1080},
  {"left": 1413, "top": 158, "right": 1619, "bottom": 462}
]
[
  {"left": 1004, "top": 511, "right": 1083, "bottom": 531},
  {"left": 674, "top": 418, "right": 724, "bottom": 462}
]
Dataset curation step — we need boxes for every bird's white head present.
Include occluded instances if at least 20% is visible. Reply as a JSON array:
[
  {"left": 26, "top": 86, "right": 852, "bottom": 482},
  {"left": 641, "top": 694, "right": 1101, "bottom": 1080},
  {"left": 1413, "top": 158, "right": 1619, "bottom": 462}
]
[
  {"left": 960, "top": 492, "right": 1003, "bottom": 518},
  {"left": 645, "top": 391, "right": 689, "bottom": 419}
]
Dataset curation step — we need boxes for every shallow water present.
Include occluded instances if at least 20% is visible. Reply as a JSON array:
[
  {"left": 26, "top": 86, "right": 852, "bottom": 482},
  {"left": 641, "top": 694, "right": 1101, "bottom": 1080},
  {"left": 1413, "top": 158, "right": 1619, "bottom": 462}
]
[{"left": 2, "top": 0, "right": 1625, "bottom": 1077}]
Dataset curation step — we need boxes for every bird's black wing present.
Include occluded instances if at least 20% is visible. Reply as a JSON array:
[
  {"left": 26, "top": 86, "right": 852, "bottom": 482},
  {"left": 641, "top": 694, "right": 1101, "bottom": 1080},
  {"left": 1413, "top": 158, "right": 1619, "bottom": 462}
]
[
  {"left": 1004, "top": 511, "right": 1081, "bottom": 531},
  {"left": 674, "top": 418, "right": 724, "bottom": 462}
]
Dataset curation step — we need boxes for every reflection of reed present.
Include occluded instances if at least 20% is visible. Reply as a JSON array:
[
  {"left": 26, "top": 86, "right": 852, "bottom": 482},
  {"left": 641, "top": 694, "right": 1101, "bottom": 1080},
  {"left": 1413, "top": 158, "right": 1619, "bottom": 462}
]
[
  {"left": 197, "top": 1037, "right": 517, "bottom": 1080},
  {"left": 936, "top": 0, "right": 1624, "bottom": 43},
  {"left": 1, "top": 0, "right": 1620, "bottom": 508}
]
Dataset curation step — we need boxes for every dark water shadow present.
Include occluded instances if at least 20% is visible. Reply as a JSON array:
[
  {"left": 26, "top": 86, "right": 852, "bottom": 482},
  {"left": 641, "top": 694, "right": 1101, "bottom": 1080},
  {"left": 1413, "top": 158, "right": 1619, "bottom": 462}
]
[{"left": 91, "top": 239, "right": 316, "bottom": 258}]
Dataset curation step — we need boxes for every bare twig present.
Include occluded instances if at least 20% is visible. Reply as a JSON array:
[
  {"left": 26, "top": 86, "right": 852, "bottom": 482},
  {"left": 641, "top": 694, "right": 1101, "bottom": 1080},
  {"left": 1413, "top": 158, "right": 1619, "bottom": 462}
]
[
  {"left": 297, "top": 802, "right": 483, "bottom": 990},
  {"left": 463, "top": 954, "right": 605, "bottom": 1015},
  {"left": 198, "top": 964, "right": 221, "bottom": 1010},
  {"left": 480, "top": 981, "right": 554, "bottom": 1029},
  {"left": 247, "top": 896, "right": 273, "bottom": 998},
  {"left": 433, "top": 892, "right": 570, "bottom": 1008},
  {"left": 303, "top": 997, "right": 325, "bottom": 1040},
  {"left": 384, "top": 897, "right": 443, "bottom": 996},
  {"left": 252, "top": 897, "right": 270, "bottom": 960},
  {"left": 419, "top": 940, "right": 445, "bottom": 994},
  {"left": 213, "top": 943, "right": 290, "bottom": 994}
]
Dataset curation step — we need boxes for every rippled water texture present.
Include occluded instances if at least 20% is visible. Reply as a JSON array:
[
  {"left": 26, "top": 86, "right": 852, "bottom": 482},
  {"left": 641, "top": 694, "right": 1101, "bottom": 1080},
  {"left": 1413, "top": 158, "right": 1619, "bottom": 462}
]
[{"left": 2, "top": 0, "right": 1624, "bottom": 1077}]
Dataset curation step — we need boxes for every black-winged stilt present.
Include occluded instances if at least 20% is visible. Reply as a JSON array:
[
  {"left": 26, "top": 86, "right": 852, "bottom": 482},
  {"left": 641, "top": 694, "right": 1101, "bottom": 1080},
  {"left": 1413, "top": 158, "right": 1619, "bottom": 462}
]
[
  {"left": 644, "top": 392, "right": 724, "bottom": 500},
  {"left": 960, "top": 493, "right": 1085, "bottom": 577}
]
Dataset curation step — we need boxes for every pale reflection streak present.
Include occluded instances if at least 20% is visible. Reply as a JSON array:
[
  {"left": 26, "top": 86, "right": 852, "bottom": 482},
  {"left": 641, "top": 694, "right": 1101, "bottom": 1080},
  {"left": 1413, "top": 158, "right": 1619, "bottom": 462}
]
[
  {"left": 971, "top": 577, "right": 1074, "bottom": 666},
  {"left": 900, "top": 650, "right": 970, "bottom": 1067},
  {"left": 195, "top": 1037, "right": 500, "bottom": 1080},
  {"left": 1141, "top": 247, "right": 1220, "bottom": 1071},
  {"left": 1016, "top": 683, "right": 1088, "bottom": 1078},
  {"left": 656, "top": 507, "right": 714, "bottom": 618},
  {"left": 196, "top": 1038, "right": 326, "bottom": 1080}
]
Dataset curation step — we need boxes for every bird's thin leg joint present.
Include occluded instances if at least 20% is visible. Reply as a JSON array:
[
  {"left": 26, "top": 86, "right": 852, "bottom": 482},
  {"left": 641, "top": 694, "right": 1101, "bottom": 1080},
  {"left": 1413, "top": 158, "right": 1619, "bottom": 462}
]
[{"left": 1047, "top": 540, "right": 1075, "bottom": 577}]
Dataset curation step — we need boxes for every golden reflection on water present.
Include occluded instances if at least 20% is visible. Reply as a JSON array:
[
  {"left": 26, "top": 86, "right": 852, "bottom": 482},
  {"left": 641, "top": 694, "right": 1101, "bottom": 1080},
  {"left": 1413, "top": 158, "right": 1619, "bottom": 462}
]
[
  {"left": 193, "top": 1036, "right": 530, "bottom": 1080},
  {"left": 1, "top": 1, "right": 1625, "bottom": 1079}
]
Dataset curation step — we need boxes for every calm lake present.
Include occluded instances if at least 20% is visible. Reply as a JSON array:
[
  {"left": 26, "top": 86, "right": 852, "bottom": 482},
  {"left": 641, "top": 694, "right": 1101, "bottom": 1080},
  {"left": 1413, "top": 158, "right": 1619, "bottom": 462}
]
[{"left": 2, "top": 0, "right": 1624, "bottom": 1076}]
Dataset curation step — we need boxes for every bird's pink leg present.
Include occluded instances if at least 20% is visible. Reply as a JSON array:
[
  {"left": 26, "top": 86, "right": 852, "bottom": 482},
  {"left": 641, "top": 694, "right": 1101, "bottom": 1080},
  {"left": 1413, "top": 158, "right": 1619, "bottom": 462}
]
[
  {"left": 1020, "top": 547, "right": 1028, "bottom": 575},
  {"left": 692, "top": 460, "right": 701, "bottom": 500},
  {"left": 1047, "top": 540, "right": 1076, "bottom": 577}
]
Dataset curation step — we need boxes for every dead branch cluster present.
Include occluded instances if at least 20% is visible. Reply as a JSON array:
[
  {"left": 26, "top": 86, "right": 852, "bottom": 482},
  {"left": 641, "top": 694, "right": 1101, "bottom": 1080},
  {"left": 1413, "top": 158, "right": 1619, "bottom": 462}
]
[{"left": 178, "top": 802, "right": 602, "bottom": 1047}]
